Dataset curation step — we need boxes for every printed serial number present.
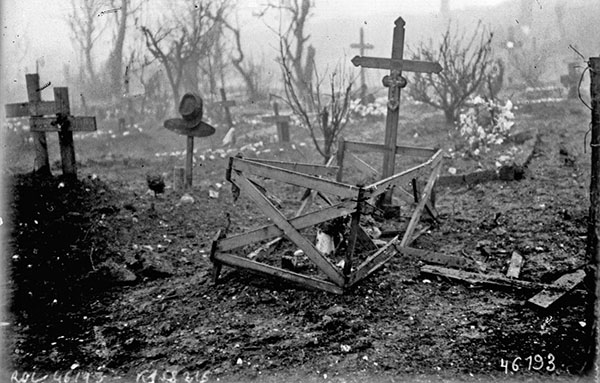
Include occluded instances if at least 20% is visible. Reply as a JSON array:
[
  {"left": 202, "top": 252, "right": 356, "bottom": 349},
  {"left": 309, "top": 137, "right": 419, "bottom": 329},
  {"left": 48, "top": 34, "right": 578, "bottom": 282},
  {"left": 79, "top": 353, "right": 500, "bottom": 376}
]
[{"left": 501, "top": 353, "right": 556, "bottom": 374}]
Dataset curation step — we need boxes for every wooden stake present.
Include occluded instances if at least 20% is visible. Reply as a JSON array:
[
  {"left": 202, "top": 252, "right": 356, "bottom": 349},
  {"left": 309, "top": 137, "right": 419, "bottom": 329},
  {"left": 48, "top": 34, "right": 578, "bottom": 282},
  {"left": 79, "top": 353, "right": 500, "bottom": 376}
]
[
  {"left": 25, "top": 74, "right": 50, "bottom": 176},
  {"left": 186, "top": 136, "right": 194, "bottom": 188},
  {"left": 586, "top": 56, "right": 600, "bottom": 376}
]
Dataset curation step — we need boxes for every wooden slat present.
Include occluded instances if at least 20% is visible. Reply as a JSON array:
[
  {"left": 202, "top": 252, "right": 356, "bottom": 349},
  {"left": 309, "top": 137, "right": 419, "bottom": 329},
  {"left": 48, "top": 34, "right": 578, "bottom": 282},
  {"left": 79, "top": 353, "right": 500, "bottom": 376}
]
[
  {"left": 506, "top": 251, "right": 524, "bottom": 278},
  {"left": 420, "top": 265, "right": 573, "bottom": 291},
  {"left": 396, "top": 145, "right": 438, "bottom": 157},
  {"left": 347, "top": 152, "right": 379, "bottom": 176},
  {"left": 5, "top": 100, "right": 58, "bottom": 117},
  {"left": 232, "top": 157, "right": 358, "bottom": 199},
  {"left": 262, "top": 115, "right": 291, "bottom": 123},
  {"left": 351, "top": 55, "right": 443, "bottom": 74},
  {"left": 245, "top": 158, "right": 339, "bottom": 178},
  {"left": 344, "top": 141, "right": 437, "bottom": 158},
  {"left": 437, "top": 170, "right": 499, "bottom": 187},
  {"left": 30, "top": 116, "right": 96, "bottom": 132},
  {"left": 400, "top": 162, "right": 441, "bottom": 247},
  {"left": 365, "top": 150, "right": 442, "bottom": 200},
  {"left": 217, "top": 199, "right": 356, "bottom": 251},
  {"left": 528, "top": 270, "right": 586, "bottom": 309},
  {"left": 344, "top": 140, "right": 389, "bottom": 154},
  {"left": 349, "top": 234, "right": 400, "bottom": 286},
  {"left": 232, "top": 171, "right": 345, "bottom": 286},
  {"left": 213, "top": 252, "right": 343, "bottom": 294},
  {"left": 399, "top": 247, "right": 483, "bottom": 272}
]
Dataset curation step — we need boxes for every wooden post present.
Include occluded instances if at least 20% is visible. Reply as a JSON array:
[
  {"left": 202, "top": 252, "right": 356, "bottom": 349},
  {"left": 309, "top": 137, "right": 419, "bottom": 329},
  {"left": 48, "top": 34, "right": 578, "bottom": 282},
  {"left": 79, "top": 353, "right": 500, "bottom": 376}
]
[
  {"left": 273, "top": 102, "right": 290, "bottom": 142},
  {"left": 53, "top": 87, "right": 77, "bottom": 178},
  {"left": 219, "top": 88, "right": 236, "bottom": 144},
  {"left": 381, "top": 18, "right": 406, "bottom": 205},
  {"left": 351, "top": 17, "right": 441, "bottom": 207},
  {"left": 586, "top": 56, "right": 600, "bottom": 376},
  {"left": 262, "top": 103, "right": 291, "bottom": 143},
  {"left": 25, "top": 74, "right": 51, "bottom": 176},
  {"left": 186, "top": 136, "right": 194, "bottom": 189}
]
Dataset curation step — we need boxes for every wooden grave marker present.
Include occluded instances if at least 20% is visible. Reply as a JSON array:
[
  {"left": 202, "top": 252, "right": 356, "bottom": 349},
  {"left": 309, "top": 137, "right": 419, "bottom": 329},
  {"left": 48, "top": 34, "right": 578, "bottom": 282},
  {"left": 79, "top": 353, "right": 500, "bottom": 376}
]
[
  {"left": 350, "top": 27, "right": 374, "bottom": 103},
  {"left": 351, "top": 17, "right": 442, "bottom": 205},
  {"left": 210, "top": 148, "right": 442, "bottom": 294},
  {"left": 164, "top": 93, "right": 216, "bottom": 189},
  {"left": 262, "top": 102, "right": 291, "bottom": 143},
  {"left": 217, "top": 88, "right": 237, "bottom": 145},
  {"left": 5, "top": 73, "right": 96, "bottom": 178}
]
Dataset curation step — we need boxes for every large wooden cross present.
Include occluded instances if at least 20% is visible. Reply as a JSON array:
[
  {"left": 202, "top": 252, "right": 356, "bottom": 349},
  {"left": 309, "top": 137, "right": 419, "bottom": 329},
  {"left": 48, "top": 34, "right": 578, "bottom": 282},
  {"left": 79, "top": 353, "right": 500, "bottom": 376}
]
[
  {"left": 351, "top": 17, "right": 442, "bottom": 205},
  {"left": 262, "top": 102, "right": 291, "bottom": 143},
  {"left": 350, "top": 27, "right": 374, "bottom": 103},
  {"left": 5, "top": 74, "right": 96, "bottom": 178}
]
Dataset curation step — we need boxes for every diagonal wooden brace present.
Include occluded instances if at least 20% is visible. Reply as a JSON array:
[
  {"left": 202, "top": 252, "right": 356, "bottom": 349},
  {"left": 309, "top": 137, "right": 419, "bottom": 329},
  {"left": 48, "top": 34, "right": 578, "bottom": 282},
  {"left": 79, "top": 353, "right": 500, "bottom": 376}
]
[
  {"left": 348, "top": 160, "right": 442, "bottom": 285},
  {"left": 231, "top": 170, "right": 346, "bottom": 286}
]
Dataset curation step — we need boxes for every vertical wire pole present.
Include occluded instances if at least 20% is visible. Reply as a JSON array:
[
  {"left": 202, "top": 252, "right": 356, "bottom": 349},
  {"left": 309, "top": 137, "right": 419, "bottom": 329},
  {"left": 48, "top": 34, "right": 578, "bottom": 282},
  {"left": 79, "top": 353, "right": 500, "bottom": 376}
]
[{"left": 586, "top": 57, "right": 600, "bottom": 377}]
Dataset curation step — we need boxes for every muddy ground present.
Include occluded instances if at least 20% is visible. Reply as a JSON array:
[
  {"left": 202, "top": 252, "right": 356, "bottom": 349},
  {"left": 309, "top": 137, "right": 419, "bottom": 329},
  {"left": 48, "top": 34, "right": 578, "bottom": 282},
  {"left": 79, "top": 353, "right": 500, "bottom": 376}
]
[{"left": 2, "top": 99, "right": 597, "bottom": 382}]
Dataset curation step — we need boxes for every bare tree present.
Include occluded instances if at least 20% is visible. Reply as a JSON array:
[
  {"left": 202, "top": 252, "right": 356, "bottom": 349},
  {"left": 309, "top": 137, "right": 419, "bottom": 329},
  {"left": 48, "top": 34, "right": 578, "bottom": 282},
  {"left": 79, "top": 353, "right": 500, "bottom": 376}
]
[
  {"left": 220, "top": 18, "right": 266, "bottom": 102},
  {"left": 105, "top": 0, "right": 144, "bottom": 97},
  {"left": 259, "top": 0, "right": 314, "bottom": 96},
  {"left": 140, "top": 1, "right": 228, "bottom": 109},
  {"left": 279, "top": 41, "right": 354, "bottom": 161},
  {"left": 408, "top": 22, "right": 494, "bottom": 124},
  {"left": 67, "top": 0, "right": 107, "bottom": 85}
]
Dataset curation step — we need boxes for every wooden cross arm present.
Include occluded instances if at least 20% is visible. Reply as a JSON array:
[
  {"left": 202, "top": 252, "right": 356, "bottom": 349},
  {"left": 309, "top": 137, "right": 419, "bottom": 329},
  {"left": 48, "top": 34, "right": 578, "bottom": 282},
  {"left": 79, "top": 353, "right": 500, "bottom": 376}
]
[
  {"left": 351, "top": 55, "right": 443, "bottom": 74},
  {"left": 30, "top": 116, "right": 97, "bottom": 132},
  {"left": 5, "top": 100, "right": 62, "bottom": 118},
  {"left": 350, "top": 43, "right": 374, "bottom": 50}
]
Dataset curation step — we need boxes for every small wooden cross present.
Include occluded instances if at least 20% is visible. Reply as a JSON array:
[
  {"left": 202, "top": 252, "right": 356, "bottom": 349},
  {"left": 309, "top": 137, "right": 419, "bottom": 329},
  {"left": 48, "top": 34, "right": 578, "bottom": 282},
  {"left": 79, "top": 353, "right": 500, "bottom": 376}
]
[
  {"left": 5, "top": 74, "right": 96, "bottom": 178},
  {"left": 560, "top": 62, "right": 579, "bottom": 99},
  {"left": 217, "top": 88, "right": 237, "bottom": 145},
  {"left": 262, "top": 102, "right": 291, "bottom": 143},
  {"left": 350, "top": 27, "right": 374, "bottom": 103},
  {"left": 351, "top": 17, "right": 442, "bottom": 205}
]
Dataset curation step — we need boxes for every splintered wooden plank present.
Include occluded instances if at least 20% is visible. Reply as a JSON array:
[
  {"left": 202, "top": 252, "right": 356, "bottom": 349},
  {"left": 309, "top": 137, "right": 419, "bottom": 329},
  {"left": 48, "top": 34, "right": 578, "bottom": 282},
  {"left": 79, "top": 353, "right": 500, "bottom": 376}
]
[
  {"left": 245, "top": 158, "right": 339, "bottom": 178},
  {"left": 399, "top": 247, "right": 484, "bottom": 272},
  {"left": 232, "top": 157, "right": 358, "bottom": 199},
  {"left": 421, "top": 265, "right": 573, "bottom": 292},
  {"left": 399, "top": 162, "right": 441, "bottom": 247},
  {"left": 5, "top": 100, "right": 59, "bottom": 117},
  {"left": 217, "top": 199, "right": 356, "bottom": 251},
  {"left": 232, "top": 171, "right": 345, "bottom": 286},
  {"left": 528, "top": 269, "right": 586, "bottom": 309},
  {"left": 214, "top": 252, "right": 343, "bottom": 294},
  {"left": 351, "top": 55, "right": 443, "bottom": 73},
  {"left": 506, "top": 251, "right": 524, "bottom": 278},
  {"left": 30, "top": 116, "right": 96, "bottom": 132}
]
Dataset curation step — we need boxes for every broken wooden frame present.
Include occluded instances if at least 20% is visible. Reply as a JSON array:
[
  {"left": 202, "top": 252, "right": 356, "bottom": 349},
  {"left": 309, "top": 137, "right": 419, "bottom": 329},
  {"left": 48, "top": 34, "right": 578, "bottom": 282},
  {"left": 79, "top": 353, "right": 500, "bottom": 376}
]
[{"left": 210, "top": 149, "right": 443, "bottom": 294}]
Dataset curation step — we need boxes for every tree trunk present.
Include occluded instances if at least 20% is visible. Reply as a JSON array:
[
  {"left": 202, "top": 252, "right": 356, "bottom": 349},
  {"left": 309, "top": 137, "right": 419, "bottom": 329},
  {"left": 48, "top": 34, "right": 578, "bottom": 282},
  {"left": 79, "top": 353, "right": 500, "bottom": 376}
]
[{"left": 107, "top": 0, "right": 129, "bottom": 96}]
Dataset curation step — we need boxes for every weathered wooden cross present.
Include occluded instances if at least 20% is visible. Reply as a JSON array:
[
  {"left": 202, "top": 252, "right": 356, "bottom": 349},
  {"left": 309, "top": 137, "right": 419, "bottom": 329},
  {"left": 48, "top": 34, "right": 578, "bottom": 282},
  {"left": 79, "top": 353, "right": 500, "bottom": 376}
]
[
  {"left": 560, "top": 62, "right": 579, "bottom": 99},
  {"left": 351, "top": 17, "right": 442, "bottom": 205},
  {"left": 217, "top": 88, "right": 237, "bottom": 145},
  {"left": 262, "top": 102, "right": 291, "bottom": 143},
  {"left": 5, "top": 74, "right": 96, "bottom": 178},
  {"left": 350, "top": 27, "right": 374, "bottom": 103}
]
